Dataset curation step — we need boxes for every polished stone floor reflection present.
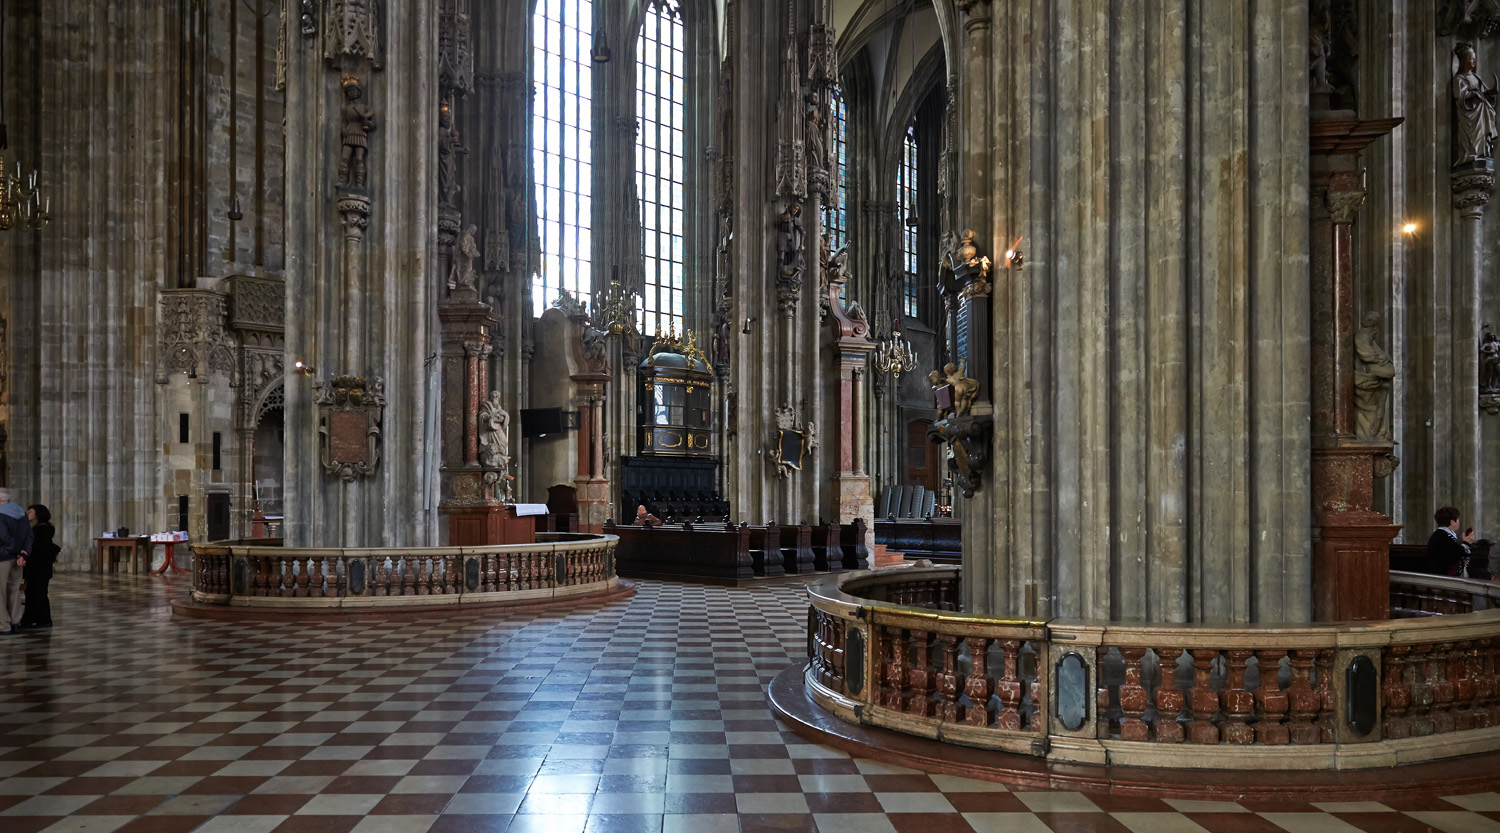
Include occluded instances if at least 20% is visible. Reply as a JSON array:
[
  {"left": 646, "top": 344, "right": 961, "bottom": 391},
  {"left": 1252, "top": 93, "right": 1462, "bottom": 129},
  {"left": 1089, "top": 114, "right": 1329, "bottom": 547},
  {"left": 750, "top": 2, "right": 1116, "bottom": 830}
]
[{"left": 2, "top": 574, "right": 1499, "bottom": 833}]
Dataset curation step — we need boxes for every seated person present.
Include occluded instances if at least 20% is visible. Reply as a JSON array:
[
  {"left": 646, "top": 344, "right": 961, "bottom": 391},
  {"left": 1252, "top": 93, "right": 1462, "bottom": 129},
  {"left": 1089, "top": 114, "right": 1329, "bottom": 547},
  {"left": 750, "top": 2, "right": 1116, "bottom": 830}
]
[
  {"left": 632, "top": 504, "right": 661, "bottom": 526},
  {"left": 1426, "top": 505, "right": 1475, "bottom": 576}
]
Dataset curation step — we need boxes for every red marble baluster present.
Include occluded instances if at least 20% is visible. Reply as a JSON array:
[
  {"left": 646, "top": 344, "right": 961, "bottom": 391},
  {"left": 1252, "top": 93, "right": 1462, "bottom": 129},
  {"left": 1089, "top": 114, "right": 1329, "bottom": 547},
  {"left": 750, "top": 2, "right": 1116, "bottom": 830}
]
[
  {"left": 1314, "top": 649, "right": 1336, "bottom": 743},
  {"left": 1408, "top": 643, "right": 1437, "bottom": 736},
  {"left": 1430, "top": 643, "right": 1457, "bottom": 734},
  {"left": 403, "top": 555, "right": 418, "bottom": 596},
  {"left": 1028, "top": 648, "right": 1042, "bottom": 733},
  {"left": 966, "top": 637, "right": 995, "bottom": 727},
  {"left": 1187, "top": 649, "right": 1219, "bottom": 744},
  {"left": 1453, "top": 641, "right": 1477, "bottom": 731},
  {"left": 878, "top": 627, "right": 903, "bottom": 709},
  {"left": 1220, "top": 650, "right": 1255, "bottom": 744},
  {"left": 1154, "top": 647, "right": 1186, "bottom": 743},
  {"left": 995, "top": 639, "right": 1024, "bottom": 730},
  {"left": 280, "top": 556, "right": 296, "bottom": 596},
  {"left": 1382, "top": 645, "right": 1412, "bottom": 739},
  {"left": 1254, "top": 650, "right": 1290, "bottom": 745},
  {"left": 936, "top": 634, "right": 964, "bottom": 723},
  {"left": 1096, "top": 647, "right": 1113, "bottom": 739},
  {"left": 1287, "top": 649, "right": 1320, "bottom": 744},
  {"left": 907, "top": 630, "right": 937, "bottom": 716},
  {"left": 308, "top": 556, "right": 325, "bottom": 597},
  {"left": 1117, "top": 647, "right": 1150, "bottom": 741}
]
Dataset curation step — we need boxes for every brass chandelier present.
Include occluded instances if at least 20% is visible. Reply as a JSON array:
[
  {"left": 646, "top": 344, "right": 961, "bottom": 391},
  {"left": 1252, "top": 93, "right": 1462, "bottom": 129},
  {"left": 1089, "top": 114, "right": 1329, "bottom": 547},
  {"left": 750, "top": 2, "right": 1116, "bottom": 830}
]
[{"left": 0, "top": 1, "right": 49, "bottom": 232}]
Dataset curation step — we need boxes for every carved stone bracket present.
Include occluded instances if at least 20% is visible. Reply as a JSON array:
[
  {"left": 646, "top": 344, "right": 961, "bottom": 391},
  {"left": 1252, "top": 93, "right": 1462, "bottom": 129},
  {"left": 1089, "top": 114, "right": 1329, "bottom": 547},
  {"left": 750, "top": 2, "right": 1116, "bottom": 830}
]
[
  {"left": 338, "top": 190, "right": 371, "bottom": 235},
  {"left": 927, "top": 414, "right": 992, "bottom": 498},
  {"left": 1453, "top": 165, "right": 1495, "bottom": 219},
  {"left": 315, "top": 375, "right": 385, "bottom": 481},
  {"left": 1483, "top": 394, "right": 1500, "bottom": 415},
  {"left": 1324, "top": 187, "right": 1367, "bottom": 224}
]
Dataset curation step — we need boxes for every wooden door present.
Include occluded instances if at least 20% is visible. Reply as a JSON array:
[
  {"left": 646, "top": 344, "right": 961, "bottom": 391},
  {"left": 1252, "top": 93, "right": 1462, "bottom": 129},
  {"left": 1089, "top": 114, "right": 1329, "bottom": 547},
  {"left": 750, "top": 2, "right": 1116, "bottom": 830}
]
[{"left": 905, "top": 420, "right": 938, "bottom": 492}]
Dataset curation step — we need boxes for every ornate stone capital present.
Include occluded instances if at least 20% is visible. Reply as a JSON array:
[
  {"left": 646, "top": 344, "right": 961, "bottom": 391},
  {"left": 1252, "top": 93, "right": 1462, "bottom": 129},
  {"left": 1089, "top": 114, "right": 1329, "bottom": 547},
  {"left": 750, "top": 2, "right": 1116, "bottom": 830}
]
[
  {"left": 1324, "top": 188, "right": 1367, "bottom": 224},
  {"left": 1453, "top": 171, "right": 1495, "bottom": 219},
  {"left": 957, "top": 0, "right": 992, "bottom": 29},
  {"left": 338, "top": 191, "right": 371, "bottom": 235}
]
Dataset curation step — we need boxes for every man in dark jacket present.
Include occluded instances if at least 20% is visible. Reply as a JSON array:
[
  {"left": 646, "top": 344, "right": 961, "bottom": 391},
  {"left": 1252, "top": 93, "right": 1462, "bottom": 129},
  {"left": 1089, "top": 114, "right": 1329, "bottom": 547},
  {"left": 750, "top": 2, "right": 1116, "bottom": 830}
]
[
  {"left": 0, "top": 488, "right": 32, "bottom": 635},
  {"left": 1426, "top": 505, "right": 1475, "bottom": 577}
]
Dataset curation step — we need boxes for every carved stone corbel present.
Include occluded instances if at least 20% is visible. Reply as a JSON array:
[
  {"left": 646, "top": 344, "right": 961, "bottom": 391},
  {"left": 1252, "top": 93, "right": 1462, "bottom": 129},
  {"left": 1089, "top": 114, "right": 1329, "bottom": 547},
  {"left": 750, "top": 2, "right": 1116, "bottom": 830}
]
[{"left": 315, "top": 375, "right": 385, "bottom": 481}]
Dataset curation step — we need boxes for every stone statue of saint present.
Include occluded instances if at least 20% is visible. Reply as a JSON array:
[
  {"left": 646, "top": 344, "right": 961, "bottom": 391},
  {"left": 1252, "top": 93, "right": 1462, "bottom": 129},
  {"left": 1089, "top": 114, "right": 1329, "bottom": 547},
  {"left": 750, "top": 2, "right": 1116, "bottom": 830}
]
[
  {"left": 1454, "top": 42, "right": 1498, "bottom": 165},
  {"left": 1308, "top": 7, "right": 1334, "bottom": 93},
  {"left": 1482, "top": 325, "right": 1500, "bottom": 395},
  {"left": 478, "top": 391, "right": 510, "bottom": 469},
  {"left": 437, "top": 99, "right": 466, "bottom": 206},
  {"left": 776, "top": 204, "right": 805, "bottom": 279},
  {"left": 338, "top": 75, "right": 376, "bottom": 188},
  {"left": 805, "top": 91, "right": 826, "bottom": 171},
  {"left": 1353, "top": 312, "right": 1396, "bottom": 443},
  {"left": 449, "top": 225, "right": 479, "bottom": 291}
]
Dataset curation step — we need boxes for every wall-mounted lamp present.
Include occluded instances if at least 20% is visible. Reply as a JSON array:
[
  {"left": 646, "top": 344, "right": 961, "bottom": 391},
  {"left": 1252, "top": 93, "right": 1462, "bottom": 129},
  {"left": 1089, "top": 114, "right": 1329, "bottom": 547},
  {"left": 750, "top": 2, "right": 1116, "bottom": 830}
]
[
  {"left": 187, "top": 364, "right": 198, "bottom": 380},
  {"left": 227, "top": 195, "right": 243, "bottom": 222},
  {"left": 1402, "top": 222, "right": 1418, "bottom": 236},
  {"left": 1002, "top": 236, "right": 1024, "bottom": 269},
  {"left": 294, "top": 360, "right": 316, "bottom": 376},
  {"left": 591, "top": 29, "right": 612, "bottom": 63},
  {"left": 742, "top": 316, "right": 757, "bottom": 335}
]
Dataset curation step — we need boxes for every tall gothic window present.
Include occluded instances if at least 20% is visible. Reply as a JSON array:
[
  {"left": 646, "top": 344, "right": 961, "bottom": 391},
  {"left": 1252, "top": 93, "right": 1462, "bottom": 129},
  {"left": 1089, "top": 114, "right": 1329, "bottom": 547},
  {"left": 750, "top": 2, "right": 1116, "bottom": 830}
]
[
  {"left": 533, "top": 0, "right": 594, "bottom": 316},
  {"left": 636, "top": 1, "right": 685, "bottom": 336},
  {"left": 826, "top": 86, "right": 849, "bottom": 253},
  {"left": 899, "top": 122, "right": 918, "bottom": 318}
]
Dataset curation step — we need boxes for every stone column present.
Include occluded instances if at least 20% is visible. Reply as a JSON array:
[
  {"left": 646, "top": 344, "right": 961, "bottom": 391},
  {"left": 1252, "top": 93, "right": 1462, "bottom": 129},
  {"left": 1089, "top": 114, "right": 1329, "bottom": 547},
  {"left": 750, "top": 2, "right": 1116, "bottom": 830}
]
[
  {"left": 827, "top": 277, "right": 875, "bottom": 545},
  {"left": 1308, "top": 114, "right": 1404, "bottom": 622},
  {"left": 1452, "top": 164, "right": 1492, "bottom": 529}
]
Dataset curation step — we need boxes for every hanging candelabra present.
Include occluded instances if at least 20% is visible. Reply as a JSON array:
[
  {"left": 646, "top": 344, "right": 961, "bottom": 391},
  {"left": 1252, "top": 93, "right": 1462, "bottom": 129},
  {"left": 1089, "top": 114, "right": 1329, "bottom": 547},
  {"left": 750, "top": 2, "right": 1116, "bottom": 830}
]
[
  {"left": 594, "top": 274, "right": 639, "bottom": 336},
  {"left": 0, "top": 2, "right": 50, "bottom": 232},
  {"left": 873, "top": 331, "right": 918, "bottom": 379}
]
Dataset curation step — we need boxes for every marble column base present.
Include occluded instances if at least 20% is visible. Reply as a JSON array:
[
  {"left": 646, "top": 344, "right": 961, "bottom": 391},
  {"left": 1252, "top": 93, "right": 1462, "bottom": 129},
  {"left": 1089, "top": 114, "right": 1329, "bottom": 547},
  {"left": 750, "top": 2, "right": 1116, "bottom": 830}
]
[
  {"left": 834, "top": 473, "right": 873, "bottom": 555},
  {"left": 1311, "top": 445, "right": 1401, "bottom": 622}
]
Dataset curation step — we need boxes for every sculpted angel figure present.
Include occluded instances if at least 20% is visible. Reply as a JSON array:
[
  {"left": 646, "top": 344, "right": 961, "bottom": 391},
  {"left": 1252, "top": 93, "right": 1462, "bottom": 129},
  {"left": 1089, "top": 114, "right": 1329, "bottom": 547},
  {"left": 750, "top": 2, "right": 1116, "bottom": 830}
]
[{"left": 945, "top": 362, "right": 979, "bottom": 417}]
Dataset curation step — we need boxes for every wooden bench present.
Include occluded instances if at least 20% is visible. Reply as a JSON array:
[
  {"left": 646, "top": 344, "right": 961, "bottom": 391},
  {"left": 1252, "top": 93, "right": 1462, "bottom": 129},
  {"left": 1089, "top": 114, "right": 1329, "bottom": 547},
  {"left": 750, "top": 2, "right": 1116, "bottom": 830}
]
[
  {"left": 604, "top": 521, "right": 754, "bottom": 582},
  {"left": 875, "top": 518, "right": 962, "bottom": 564}
]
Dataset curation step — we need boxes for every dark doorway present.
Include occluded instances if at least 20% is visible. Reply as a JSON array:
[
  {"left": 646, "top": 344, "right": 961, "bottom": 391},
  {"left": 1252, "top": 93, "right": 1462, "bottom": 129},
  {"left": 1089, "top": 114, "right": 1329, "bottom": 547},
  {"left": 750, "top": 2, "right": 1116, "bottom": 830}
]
[{"left": 206, "top": 492, "right": 231, "bottom": 542}]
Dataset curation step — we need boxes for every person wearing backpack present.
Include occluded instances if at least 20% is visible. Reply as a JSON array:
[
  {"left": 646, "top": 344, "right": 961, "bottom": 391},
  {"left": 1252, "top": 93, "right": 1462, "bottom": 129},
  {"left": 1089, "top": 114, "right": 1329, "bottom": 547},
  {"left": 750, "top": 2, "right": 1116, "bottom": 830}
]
[
  {"left": 0, "top": 489, "right": 33, "bottom": 635},
  {"left": 20, "top": 504, "right": 55, "bottom": 630}
]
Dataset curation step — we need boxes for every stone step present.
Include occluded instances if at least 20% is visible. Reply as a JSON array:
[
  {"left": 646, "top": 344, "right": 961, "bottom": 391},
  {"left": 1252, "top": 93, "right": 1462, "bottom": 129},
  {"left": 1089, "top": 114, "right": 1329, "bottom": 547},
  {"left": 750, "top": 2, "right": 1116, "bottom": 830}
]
[{"left": 872, "top": 544, "right": 909, "bottom": 569}]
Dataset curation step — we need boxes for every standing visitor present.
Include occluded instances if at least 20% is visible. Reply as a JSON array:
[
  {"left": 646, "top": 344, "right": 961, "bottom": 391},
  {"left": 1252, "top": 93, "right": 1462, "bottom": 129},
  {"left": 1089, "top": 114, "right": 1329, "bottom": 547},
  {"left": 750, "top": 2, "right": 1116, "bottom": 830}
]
[
  {"left": 0, "top": 489, "right": 32, "bottom": 635},
  {"left": 20, "top": 504, "right": 55, "bottom": 629},
  {"left": 1426, "top": 506, "right": 1475, "bottom": 576}
]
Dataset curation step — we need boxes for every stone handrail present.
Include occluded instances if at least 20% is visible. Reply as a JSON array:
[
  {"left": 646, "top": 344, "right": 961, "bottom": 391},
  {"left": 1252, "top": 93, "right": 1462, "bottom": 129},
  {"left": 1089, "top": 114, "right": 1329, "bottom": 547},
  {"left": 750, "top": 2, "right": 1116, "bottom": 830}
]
[
  {"left": 190, "top": 533, "right": 619, "bottom": 610},
  {"left": 807, "top": 567, "right": 1500, "bottom": 770}
]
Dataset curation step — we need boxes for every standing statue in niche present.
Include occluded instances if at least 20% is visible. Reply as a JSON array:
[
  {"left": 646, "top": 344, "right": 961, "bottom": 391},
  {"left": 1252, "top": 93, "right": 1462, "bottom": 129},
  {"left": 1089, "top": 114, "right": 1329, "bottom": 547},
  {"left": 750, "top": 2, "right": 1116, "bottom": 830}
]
[
  {"left": 1353, "top": 312, "right": 1397, "bottom": 443},
  {"left": 449, "top": 225, "right": 479, "bottom": 292},
  {"left": 1482, "top": 324, "right": 1500, "bottom": 395},
  {"left": 338, "top": 74, "right": 377, "bottom": 189},
  {"left": 1453, "top": 42, "right": 1499, "bottom": 166},
  {"left": 437, "top": 99, "right": 466, "bottom": 206},
  {"left": 805, "top": 91, "right": 826, "bottom": 171},
  {"left": 776, "top": 203, "right": 805, "bottom": 279},
  {"left": 478, "top": 390, "right": 510, "bottom": 469},
  {"left": 1308, "top": 4, "right": 1334, "bottom": 93}
]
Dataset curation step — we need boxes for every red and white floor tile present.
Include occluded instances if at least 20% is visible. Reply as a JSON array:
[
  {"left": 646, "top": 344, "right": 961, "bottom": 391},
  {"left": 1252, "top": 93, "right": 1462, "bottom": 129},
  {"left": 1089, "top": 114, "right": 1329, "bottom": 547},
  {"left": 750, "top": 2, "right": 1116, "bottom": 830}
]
[{"left": 1, "top": 574, "right": 1496, "bottom": 833}]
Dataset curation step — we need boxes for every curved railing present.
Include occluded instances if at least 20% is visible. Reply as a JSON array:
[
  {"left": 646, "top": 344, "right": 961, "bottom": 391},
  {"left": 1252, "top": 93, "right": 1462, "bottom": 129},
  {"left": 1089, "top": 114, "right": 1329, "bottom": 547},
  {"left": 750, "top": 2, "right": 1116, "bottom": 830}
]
[
  {"left": 806, "top": 566, "right": 1500, "bottom": 770},
  {"left": 190, "top": 533, "right": 620, "bottom": 610}
]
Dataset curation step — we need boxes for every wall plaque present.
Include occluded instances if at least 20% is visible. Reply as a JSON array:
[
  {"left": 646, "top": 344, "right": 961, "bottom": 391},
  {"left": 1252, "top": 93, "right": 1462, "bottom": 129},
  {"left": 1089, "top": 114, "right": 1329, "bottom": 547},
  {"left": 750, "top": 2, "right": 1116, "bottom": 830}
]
[{"left": 316, "top": 375, "right": 385, "bottom": 481}]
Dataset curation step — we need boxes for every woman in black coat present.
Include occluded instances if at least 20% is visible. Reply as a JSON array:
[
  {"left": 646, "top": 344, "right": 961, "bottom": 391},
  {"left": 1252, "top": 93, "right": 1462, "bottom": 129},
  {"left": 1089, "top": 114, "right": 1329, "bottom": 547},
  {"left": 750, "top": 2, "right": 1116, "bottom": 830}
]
[{"left": 20, "top": 504, "right": 54, "bottom": 629}]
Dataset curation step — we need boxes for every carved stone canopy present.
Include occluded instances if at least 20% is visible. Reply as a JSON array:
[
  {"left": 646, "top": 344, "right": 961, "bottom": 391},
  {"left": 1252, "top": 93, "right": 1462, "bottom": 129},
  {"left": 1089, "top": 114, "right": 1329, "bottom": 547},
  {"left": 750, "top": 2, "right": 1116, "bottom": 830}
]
[{"left": 316, "top": 375, "right": 385, "bottom": 481}]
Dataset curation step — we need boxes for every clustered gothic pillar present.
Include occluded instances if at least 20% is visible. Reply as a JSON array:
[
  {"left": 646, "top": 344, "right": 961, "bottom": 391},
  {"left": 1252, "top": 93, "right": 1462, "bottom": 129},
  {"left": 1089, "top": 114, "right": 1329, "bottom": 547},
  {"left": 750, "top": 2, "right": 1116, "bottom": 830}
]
[
  {"left": 282, "top": 1, "right": 439, "bottom": 547},
  {"left": 955, "top": 0, "right": 1312, "bottom": 623}
]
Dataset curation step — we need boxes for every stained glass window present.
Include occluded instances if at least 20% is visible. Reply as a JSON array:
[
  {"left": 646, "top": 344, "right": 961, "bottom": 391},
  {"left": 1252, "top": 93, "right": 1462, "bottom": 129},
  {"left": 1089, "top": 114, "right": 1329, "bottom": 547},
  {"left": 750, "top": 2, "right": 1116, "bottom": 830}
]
[
  {"left": 826, "top": 86, "right": 848, "bottom": 253},
  {"left": 899, "top": 122, "right": 918, "bottom": 318}
]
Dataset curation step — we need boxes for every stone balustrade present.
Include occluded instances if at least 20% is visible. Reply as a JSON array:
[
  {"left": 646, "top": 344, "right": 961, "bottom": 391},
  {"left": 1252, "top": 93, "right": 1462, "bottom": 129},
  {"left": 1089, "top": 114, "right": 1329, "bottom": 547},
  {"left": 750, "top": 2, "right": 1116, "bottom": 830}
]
[
  {"left": 190, "top": 533, "right": 619, "bottom": 610},
  {"left": 805, "top": 567, "right": 1500, "bottom": 770}
]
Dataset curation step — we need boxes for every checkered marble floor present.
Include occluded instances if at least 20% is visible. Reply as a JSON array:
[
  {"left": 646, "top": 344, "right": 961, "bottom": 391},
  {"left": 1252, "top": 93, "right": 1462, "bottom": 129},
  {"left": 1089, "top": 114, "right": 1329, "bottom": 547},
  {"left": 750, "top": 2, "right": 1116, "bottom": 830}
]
[{"left": 3, "top": 576, "right": 1500, "bottom": 833}]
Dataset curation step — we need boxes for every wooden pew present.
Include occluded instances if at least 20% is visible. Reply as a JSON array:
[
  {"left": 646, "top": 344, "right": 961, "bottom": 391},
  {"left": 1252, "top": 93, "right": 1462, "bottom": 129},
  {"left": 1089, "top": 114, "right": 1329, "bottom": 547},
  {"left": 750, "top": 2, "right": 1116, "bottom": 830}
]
[
  {"left": 604, "top": 520, "right": 754, "bottom": 582},
  {"left": 746, "top": 523, "right": 786, "bottom": 578},
  {"left": 875, "top": 518, "right": 962, "bottom": 564},
  {"left": 780, "top": 523, "right": 817, "bottom": 574},
  {"left": 840, "top": 518, "right": 871, "bottom": 570}
]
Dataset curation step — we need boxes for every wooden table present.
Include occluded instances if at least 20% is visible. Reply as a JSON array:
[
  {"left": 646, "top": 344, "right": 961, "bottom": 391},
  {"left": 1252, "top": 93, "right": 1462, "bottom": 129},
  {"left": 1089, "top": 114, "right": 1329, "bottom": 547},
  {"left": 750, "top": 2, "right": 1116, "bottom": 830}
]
[
  {"left": 149, "top": 539, "right": 191, "bottom": 576},
  {"left": 94, "top": 537, "right": 150, "bottom": 575}
]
